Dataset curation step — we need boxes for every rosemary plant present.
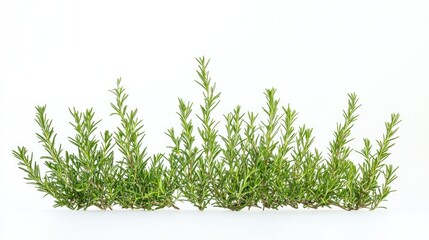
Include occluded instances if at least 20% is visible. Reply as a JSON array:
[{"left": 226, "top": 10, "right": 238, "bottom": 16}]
[
  {"left": 110, "top": 80, "right": 177, "bottom": 210},
  {"left": 211, "top": 106, "right": 261, "bottom": 210},
  {"left": 14, "top": 106, "right": 117, "bottom": 210},
  {"left": 166, "top": 57, "right": 221, "bottom": 210},
  {"left": 14, "top": 57, "right": 400, "bottom": 211}
]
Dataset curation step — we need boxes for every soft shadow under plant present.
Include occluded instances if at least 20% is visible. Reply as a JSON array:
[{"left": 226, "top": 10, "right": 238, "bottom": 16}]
[{"left": 14, "top": 56, "right": 400, "bottom": 211}]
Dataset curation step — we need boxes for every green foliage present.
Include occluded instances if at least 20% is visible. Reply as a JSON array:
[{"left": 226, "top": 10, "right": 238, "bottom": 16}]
[
  {"left": 14, "top": 57, "right": 400, "bottom": 210},
  {"left": 110, "top": 80, "right": 177, "bottom": 209}
]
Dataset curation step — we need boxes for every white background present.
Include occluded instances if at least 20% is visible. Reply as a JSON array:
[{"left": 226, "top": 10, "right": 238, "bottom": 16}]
[{"left": 1, "top": 0, "right": 428, "bottom": 239}]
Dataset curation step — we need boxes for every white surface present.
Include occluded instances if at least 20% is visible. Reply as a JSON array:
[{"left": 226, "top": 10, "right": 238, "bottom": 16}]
[
  {"left": 1, "top": 0, "right": 428, "bottom": 239},
  {"left": 1, "top": 209, "right": 428, "bottom": 240}
]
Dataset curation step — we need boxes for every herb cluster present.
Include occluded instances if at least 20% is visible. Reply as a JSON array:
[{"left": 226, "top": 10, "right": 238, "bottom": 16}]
[{"left": 14, "top": 57, "right": 400, "bottom": 210}]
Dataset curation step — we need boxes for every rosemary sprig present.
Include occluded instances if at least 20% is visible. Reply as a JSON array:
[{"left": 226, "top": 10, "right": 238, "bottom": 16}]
[{"left": 110, "top": 79, "right": 177, "bottom": 210}]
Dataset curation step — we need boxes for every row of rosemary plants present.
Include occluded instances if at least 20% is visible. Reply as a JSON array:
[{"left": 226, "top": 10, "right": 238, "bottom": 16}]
[{"left": 13, "top": 57, "right": 400, "bottom": 211}]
